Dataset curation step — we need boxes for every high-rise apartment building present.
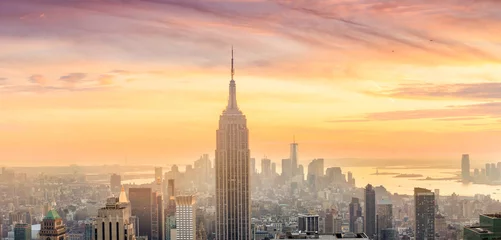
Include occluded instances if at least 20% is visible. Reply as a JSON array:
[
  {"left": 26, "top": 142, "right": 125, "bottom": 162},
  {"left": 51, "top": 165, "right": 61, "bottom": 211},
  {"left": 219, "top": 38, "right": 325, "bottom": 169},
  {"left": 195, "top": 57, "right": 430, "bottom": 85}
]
[
  {"left": 175, "top": 196, "right": 196, "bottom": 240},
  {"left": 14, "top": 223, "right": 31, "bottom": 240},
  {"left": 95, "top": 188, "right": 136, "bottom": 240},
  {"left": 414, "top": 188, "right": 435, "bottom": 240},
  {"left": 376, "top": 199, "right": 393, "bottom": 240},
  {"left": 365, "top": 184, "right": 376, "bottom": 239},
  {"left": 39, "top": 210, "right": 67, "bottom": 240},
  {"left": 349, "top": 198, "right": 363, "bottom": 233},
  {"left": 271, "top": 162, "right": 277, "bottom": 176},
  {"left": 215, "top": 49, "right": 251, "bottom": 240},
  {"left": 462, "top": 154, "right": 470, "bottom": 181}
]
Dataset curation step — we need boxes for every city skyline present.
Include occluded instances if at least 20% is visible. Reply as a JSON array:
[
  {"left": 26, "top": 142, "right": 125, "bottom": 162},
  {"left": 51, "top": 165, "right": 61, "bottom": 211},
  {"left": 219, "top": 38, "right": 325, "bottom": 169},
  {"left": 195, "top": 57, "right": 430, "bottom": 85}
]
[{"left": 2, "top": 0, "right": 501, "bottom": 166}]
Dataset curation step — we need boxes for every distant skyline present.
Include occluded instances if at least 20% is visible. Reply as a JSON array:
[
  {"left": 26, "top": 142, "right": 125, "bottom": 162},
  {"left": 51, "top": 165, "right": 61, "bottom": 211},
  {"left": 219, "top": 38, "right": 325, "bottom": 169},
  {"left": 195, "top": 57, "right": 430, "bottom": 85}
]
[{"left": 1, "top": 0, "right": 501, "bottom": 165}]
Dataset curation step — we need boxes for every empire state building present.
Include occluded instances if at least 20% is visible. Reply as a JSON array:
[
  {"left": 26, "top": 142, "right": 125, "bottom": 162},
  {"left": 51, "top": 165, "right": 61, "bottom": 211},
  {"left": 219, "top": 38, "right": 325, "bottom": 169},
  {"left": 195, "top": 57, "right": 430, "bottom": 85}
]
[{"left": 215, "top": 49, "right": 251, "bottom": 240}]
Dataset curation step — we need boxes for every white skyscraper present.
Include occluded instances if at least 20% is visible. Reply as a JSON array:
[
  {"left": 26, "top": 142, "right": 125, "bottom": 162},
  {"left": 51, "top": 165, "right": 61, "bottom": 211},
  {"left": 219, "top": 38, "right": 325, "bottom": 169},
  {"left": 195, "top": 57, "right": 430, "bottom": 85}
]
[
  {"left": 95, "top": 187, "right": 136, "bottom": 240},
  {"left": 175, "top": 196, "right": 196, "bottom": 240},
  {"left": 215, "top": 48, "right": 251, "bottom": 240}
]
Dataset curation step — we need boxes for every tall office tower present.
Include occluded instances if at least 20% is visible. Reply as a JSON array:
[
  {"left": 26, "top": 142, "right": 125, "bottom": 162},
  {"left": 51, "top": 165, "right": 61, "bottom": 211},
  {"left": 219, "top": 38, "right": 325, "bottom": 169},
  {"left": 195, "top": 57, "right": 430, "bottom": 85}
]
[
  {"left": 298, "top": 215, "right": 319, "bottom": 233},
  {"left": 354, "top": 217, "right": 364, "bottom": 233},
  {"left": 298, "top": 165, "right": 304, "bottom": 177},
  {"left": 365, "top": 184, "right": 376, "bottom": 239},
  {"left": 39, "top": 210, "right": 67, "bottom": 240},
  {"left": 414, "top": 188, "right": 435, "bottom": 240},
  {"left": 271, "top": 162, "right": 277, "bottom": 176},
  {"left": 347, "top": 171, "right": 355, "bottom": 186},
  {"left": 326, "top": 167, "right": 344, "bottom": 184},
  {"left": 281, "top": 159, "right": 292, "bottom": 180},
  {"left": 175, "top": 196, "right": 196, "bottom": 240},
  {"left": 290, "top": 137, "right": 298, "bottom": 176},
  {"left": 376, "top": 199, "right": 393, "bottom": 240},
  {"left": 461, "top": 154, "right": 470, "bottom": 181},
  {"left": 110, "top": 174, "right": 122, "bottom": 193},
  {"left": 155, "top": 167, "right": 163, "bottom": 185},
  {"left": 215, "top": 49, "right": 251, "bottom": 240},
  {"left": 250, "top": 158, "right": 256, "bottom": 175},
  {"left": 84, "top": 222, "right": 94, "bottom": 240},
  {"left": 151, "top": 192, "right": 164, "bottom": 240},
  {"left": 486, "top": 163, "right": 491, "bottom": 177},
  {"left": 95, "top": 188, "right": 136, "bottom": 240},
  {"left": 324, "top": 209, "right": 341, "bottom": 233},
  {"left": 261, "top": 158, "right": 271, "bottom": 178},
  {"left": 195, "top": 154, "right": 212, "bottom": 187},
  {"left": 14, "top": 223, "right": 31, "bottom": 240},
  {"left": 307, "top": 159, "right": 324, "bottom": 179},
  {"left": 166, "top": 179, "right": 176, "bottom": 216},
  {"left": 349, "top": 198, "right": 362, "bottom": 233},
  {"left": 129, "top": 188, "right": 152, "bottom": 240}
]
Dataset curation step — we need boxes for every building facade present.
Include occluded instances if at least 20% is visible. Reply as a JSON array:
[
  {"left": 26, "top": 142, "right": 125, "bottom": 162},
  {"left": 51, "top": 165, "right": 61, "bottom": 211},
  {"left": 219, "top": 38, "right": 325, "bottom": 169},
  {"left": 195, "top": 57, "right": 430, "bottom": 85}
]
[
  {"left": 39, "top": 210, "right": 67, "bottom": 240},
  {"left": 349, "top": 198, "right": 362, "bottom": 233},
  {"left": 462, "top": 154, "right": 470, "bottom": 181},
  {"left": 298, "top": 215, "right": 319, "bottom": 233},
  {"left": 376, "top": 200, "right": 393, "bottom": 240},
  {"left": 414, "top": 188, "right": 435, "bottom": 240},
  {"left": 14, "top": 223, "right": 31, "bottom": 240},
  {"left": 95, "top": 188, "right": 135, "bottom": 240},
  {"left": 175, "top": 196, "right": 196, "bottom": 240},
  {"left": 215, "top": 49, "right": 251, "bottom": 240}
]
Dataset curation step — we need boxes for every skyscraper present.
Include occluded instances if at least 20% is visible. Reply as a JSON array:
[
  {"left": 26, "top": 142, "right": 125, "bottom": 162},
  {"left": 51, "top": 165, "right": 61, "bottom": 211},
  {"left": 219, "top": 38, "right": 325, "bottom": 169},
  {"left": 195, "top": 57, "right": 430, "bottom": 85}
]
[
  {"left": 414, "top": 188, "right": 435, "bottom": 240},
  {"left": 290, "top": 137, "right": 298, "bottom": 176},
  {"left": 95, "top": 188, "right": 136, "bottom": 240},
  {"left": 175, "top": 196, "right": 196, "bottom": 240},
  {"left": 365, "top": 184, "right": 376, "bottom": 239},
  {"left": 155, "top": 167, "right": 162, "bottom": 185},
  {"left": 39, "top": 210, "right": 67, "bottom": 240},
  {"left": 129, "top": 188, "right": 152, "bottom": 240},
  {"left": 271, "top": 162, "right": 277, "bottom": 176},
  {"left": 281, "top": 159, "right": 292, "bottom": 180},
  {"left": 14, "top": 223, "right": 31, "bottom": 240},
  {"left": 349, "top": 198, "right": 363, "bottom": 233},
  {"left": 215, "top": 49, "right": 251, "bottom": 240},
  {"left": 376, "top": 199, "right": 393, "bottom": 240},
  {"left": 151, "top": 192, "right": 164, "bottom": 240},
  {"left": 261, "top": 158, "right": 271, "bottom": 178},
  {"left": 110, "top": 174, "right": 121, "bottom": 193},
  {"left": 462, "top": 154, "right": 470, "bottom": 181}
]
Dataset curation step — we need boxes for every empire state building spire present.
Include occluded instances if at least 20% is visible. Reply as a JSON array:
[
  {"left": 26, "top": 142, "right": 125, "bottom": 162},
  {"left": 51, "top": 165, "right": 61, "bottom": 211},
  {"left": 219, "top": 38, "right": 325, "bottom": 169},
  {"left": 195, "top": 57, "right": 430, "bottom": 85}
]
[{"left": 226, "top": 47, "right": 239, "bottom": 113}]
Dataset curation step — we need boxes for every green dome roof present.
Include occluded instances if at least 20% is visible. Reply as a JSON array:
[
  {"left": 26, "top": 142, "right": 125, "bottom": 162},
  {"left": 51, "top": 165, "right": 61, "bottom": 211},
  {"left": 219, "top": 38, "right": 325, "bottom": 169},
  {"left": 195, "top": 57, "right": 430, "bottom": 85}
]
[{"left": 45, "top": 209, "right": 61, "bottom": 220}]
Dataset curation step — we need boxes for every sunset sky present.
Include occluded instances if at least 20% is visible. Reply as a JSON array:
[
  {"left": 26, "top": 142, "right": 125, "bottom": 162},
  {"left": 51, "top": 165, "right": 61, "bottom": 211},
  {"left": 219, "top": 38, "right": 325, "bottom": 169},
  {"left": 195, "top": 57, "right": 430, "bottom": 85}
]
[{"left": 1, "top": 0, "right": 501, "bottom": 167}]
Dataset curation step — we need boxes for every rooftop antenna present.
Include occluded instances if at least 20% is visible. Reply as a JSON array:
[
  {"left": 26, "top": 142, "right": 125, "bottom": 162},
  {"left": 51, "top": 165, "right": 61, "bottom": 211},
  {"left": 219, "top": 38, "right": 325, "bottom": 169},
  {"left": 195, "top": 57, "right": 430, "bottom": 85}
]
[{"left": 231, "top": 46, "right": 235, "bottom": 80}]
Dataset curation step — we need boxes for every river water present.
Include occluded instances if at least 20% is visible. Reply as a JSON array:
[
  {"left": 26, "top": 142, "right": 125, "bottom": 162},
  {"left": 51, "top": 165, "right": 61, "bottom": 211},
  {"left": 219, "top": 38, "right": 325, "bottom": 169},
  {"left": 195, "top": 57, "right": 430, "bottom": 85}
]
[{"left": 121, "top": 167, "right": 501, "bottom": 200}]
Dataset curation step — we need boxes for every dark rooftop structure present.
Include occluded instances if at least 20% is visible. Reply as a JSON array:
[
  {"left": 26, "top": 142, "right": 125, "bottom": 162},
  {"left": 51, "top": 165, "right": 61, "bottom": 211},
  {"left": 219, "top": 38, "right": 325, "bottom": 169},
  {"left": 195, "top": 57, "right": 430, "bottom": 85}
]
[{"left": 285, "top": 232, "right": 369, "bottom": 239}]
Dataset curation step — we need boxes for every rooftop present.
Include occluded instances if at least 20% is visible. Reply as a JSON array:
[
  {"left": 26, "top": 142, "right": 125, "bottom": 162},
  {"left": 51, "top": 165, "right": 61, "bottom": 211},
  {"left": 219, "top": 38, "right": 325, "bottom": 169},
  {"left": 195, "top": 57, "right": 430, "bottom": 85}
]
[
  {"left": 286, "top": 233, "right": 369, "bottom": 239},
  {"left": 484, "top": 213, "right": 501, "bottom": 219},
  {"left": 465, "top": 227, "right": 493, "bottom": 234},
  {"left": 44, "top": 209, "right": 61, "bottom": 220}
]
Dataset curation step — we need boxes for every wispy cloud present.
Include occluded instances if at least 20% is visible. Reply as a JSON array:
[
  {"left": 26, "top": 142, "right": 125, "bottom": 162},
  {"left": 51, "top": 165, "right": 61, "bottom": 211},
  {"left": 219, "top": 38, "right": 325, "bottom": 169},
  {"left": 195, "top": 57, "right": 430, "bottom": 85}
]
[{"left": 370, "top": 82, "right": 501, "bottom": 100}]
